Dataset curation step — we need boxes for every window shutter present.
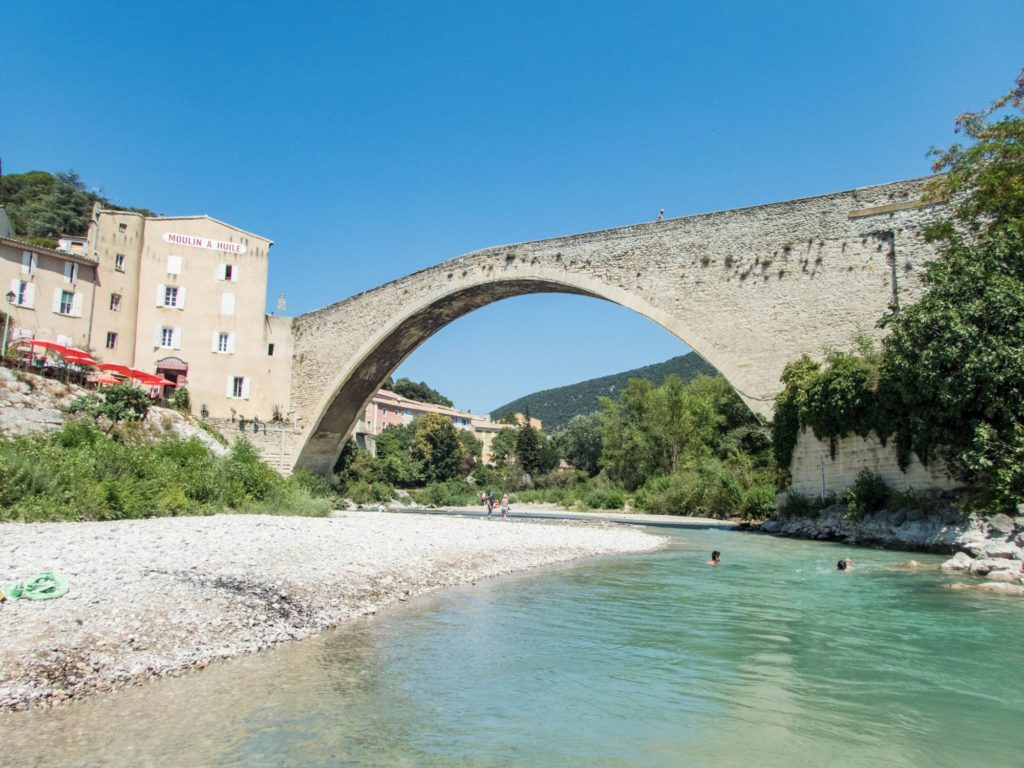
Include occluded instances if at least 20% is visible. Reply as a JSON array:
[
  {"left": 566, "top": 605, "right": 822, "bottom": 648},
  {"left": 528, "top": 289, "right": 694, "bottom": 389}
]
[
  {"left": 172, "top": 327, "right": 182, "bottom": 349},
  {"left": 177, "top": 286, "right": 187, "bottom": 309},
  {"left": 154, "top": 326, "right": 162, "bottom": 348},
  {"left": 72, "top": 293, "right": 83, "bottom": 317},
  {"left": 156, "top": 283, "right": 165, "bottom": 306},
  {"left": 53, "top": 288, "right": 62, "bottom": 313},
  {"left": 226, "top": 376, "right": 234, "bottom": 397},
  {"left": 221, "top": 292, "right": 235, "bottom": 315},
  {"left": 241, "top": 377, "right": 251, "bottom": 400},
  {"left": 22, "top": 252, "right": 33, "bottom": 274},
  {"left": 211, "top": 331, "right": 219, "bottom": 352},
  {"left": 9, "top": 278, "right": 18, "bottom": 296},
  {"left": 228, "top": 333, "right": 236, "bottom": 354},
  {"left": 25, "top": 283, "right": 35, "bottom": 308},
  {"left": 57, "top": 334, "right": 72, "bottom": 347},
  {"left": 167, "top": 255, "right": 182, "bottom": 275},
  {"left": 231, "top": 266, "right": 239, "bottom": 283},
  {"left": 218, "top": 264, "right": 226, "bottom": 281},
  {"left": 64, "top": 262, "right": 73, "bottom": 283}
]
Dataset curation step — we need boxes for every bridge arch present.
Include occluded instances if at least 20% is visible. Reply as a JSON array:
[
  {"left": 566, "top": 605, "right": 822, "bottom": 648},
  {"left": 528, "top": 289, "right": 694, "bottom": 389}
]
[
  {"left": 294, "top": 267, "right": 736, "bottom": 474},
  {"left": 289, "top": 177, "right": 941, "bottom": 475}
]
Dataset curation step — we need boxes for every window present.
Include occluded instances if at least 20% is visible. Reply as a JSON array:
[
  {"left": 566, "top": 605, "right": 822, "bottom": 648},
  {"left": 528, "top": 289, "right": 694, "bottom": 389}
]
[
  {"left": 218, "top": 264, "right": 239, "bottom": 282},
  {"left": 228, "top": 376, "right": 250, "bottom": 400},
  {"left": 59, "top": 290, "right": 74, "bottom": 315},
  {"left": 157, "top": 283, "right": 186, "bottom": 309},
  {"left": 105, "top": 332, "right": 118, "bottom": 350},
  {"left": 9, "top": 279, "right": 34, "bottom": 308},
  {"left": 211, "top": 331, "right": 235, "bottom": 354},
  {"left": 267, "top": 343, "right": 275, "bottom": 356},
  {"left": 21, "top": 251, "right": 36, "bottom": 275},
  {"left": 114, "top": 253, "right": 126, "bottom": 272},
  {"left": 224, "top": 264, "right": 233, "bottom": 281},
  {"left": 110, "top": 293, "right": 121, "bottom": 311},
  {"left": 118, "top": 223, "right": 127, "bottom": 233},
  {"left": 167, "top": 255, "right": 182, "bottom": 275},
  {"left": 220, "top": 292, "right": 235, "bottom": 315},
  {"left": 64, "top": 262, "right": 79, "bottom": 283},
  {"left": 52, "top": 289, "right": 81, "bottom": 316},
  {"left": 155, "top": 326, "right": 181, "bottom": 349}
]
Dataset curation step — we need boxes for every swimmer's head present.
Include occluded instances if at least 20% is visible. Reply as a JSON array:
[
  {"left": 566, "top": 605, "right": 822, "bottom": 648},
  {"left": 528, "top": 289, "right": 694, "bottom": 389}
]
[{"left": 837, "top": 559, "right": 848, "bottom": 571}]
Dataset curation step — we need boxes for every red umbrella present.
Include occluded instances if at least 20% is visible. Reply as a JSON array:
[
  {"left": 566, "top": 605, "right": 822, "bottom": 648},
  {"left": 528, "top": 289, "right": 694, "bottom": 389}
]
[
  {"left": 87, "top": 373, "right": 122, "bottom": 386},
  {"left": 97, "top": 362, "right": 134, "bottom": 376},
  {"left": 62, "top": 353, "right": 97, "bottom": 367},
  {"left": 29, "top": 339, "right": 72, "bottom": 355}
]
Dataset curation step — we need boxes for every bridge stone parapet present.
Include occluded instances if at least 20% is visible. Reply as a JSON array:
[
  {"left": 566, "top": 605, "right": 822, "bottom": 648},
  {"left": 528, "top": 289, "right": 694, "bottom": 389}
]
[{"left": 290, "top": 177, "right": 946, "bottom": 476}]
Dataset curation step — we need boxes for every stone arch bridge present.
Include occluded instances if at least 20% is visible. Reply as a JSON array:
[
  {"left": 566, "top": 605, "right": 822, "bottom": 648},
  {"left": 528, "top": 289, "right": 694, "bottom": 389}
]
[{"left": 289, "top": 177, "right": 943, "bottom": 475}]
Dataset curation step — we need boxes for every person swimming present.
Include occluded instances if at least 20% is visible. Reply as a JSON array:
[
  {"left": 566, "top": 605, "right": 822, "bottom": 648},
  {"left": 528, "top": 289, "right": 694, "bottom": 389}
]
[
  {"left": 707, "top": 551, "right": 721, "bottom": 566},
  {"left": 837, "top": 558, "right": 853, "bottom": 571}
]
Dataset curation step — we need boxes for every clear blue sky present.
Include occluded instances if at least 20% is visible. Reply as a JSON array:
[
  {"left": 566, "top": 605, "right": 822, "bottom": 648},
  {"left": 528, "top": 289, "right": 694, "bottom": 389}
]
[{"left": 3, "top": 2, "right": 1022, "bottom": 414}]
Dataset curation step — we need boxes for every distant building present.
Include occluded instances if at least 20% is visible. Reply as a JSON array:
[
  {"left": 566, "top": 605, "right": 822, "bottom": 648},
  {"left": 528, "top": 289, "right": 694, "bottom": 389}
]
[{"left": 357, "top": 389, "right": 515, "bottom": 463}]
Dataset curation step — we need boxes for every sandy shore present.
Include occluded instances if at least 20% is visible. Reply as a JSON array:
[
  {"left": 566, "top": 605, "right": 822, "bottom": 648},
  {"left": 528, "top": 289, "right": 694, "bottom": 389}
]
[{"left": 0, "top": 511, "right": 665, "bottom": 712}]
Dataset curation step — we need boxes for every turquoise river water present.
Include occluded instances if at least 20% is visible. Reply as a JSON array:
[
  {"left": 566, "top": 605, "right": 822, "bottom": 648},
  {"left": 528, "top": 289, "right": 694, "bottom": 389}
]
[{"left": 2, "top": 524, "right": 1023, "bottom": 767}]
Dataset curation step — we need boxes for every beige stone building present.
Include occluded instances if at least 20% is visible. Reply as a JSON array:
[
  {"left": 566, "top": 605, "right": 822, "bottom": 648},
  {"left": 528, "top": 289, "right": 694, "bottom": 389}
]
[
  {"left": 1, "top": 232, "right": 99, "bottom": 352},
  {"left": 86, "top": 208, "right": 293, "bottom": 419},
  {"left": 0, "top": 205, "right": 293, "bottom": 421}
]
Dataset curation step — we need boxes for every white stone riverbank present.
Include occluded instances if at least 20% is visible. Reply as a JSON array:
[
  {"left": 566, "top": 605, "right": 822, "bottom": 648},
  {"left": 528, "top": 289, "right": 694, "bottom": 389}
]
[{"left": 0, "top": 512, "right": 665, "bottom": 712}]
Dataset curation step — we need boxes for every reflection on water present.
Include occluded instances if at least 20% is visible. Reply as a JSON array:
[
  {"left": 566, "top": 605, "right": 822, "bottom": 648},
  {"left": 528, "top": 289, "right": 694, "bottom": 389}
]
[{"left": 2, "top": 529, "right": 1023, "bottom": 767}]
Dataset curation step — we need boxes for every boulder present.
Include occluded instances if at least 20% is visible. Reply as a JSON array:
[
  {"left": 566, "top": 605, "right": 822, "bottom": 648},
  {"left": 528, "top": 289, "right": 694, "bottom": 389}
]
[
  {"left": 982, "top": 542, "right": 1021, "bottom": 560},
  {"left": 760, "top": 519, "right": 781, "bottom": 533},
  {"left": 940, "top": 552, "right": 973, "bottom": 572},
  {"left": 969, "top": 558, "right": 1018, "bottom": 576},
  {"left": 986, "top": 570, "right": 1023, "bottom": 583},
  {"left": 987, "top": 513, "right": 1015, "bottom": 535}
]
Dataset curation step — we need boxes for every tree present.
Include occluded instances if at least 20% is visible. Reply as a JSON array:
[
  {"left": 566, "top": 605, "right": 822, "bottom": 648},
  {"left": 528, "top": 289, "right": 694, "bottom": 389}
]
[
  {"left": 880, "top": 70, "right": 1024, "bottom": 510},
  {"left": 515, "top": 423, "right": 543, "bottom": 476},
  {"left": 410, "top": 413, "right": 464, "bottom": 483},
  {"left": 489, "top": 427, "right": 518, "bottom": 467},
  {"left": 457, "top": 429, "right": 483, "bottom": 470},
  {"left": 391, "top": 378, "right": 454, "bottom": 407},
  {"left": 67, "top": 384, "right": 150, "bottom": 433},
  {"left": 554, "top": 413, "right": 604, "bottom": 476}
]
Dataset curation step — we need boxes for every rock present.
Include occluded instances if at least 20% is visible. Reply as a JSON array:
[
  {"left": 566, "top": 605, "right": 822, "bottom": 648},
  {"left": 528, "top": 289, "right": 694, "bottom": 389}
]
[
  {"left": 888, "top": 509, "right": 906, "bottom": 527},
  {"left": 941, "top": 552, "right": 973, "bottom": 571},
  {"left": 982, "top": 542, "right": 1021, "bottom": 560},
  {"left": 760, "top": 519, "right": 780, "bottom": 533},
  {"left": 969, "top": 558, "right": 1018, "bottom": 576},
  {"left": 987, "top": 513, "right": 1015, "bottom": 535},
  {"left": 986, "top": 570, "right": 1022, "bottom": 583},
  {"left": 905, "top": 508, "right": 925, "bottom": 522}
]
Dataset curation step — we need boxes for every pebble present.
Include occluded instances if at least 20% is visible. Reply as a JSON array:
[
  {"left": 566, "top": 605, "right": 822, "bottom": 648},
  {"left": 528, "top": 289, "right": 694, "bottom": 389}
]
[{"left": 0, "top": 512, "right": 663, "bottom": 711}]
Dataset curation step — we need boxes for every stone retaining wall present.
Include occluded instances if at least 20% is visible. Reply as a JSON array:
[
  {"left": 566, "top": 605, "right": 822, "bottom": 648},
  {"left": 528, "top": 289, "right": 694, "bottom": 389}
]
[{"left": 790, "top": 429, "right": 959, "bottom": 498}]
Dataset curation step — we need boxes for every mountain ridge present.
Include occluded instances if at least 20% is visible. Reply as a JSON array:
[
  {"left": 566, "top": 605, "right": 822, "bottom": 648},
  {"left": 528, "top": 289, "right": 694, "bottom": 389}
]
[{"left": 489, "top": 353, "right": 718, "bottom": 430}]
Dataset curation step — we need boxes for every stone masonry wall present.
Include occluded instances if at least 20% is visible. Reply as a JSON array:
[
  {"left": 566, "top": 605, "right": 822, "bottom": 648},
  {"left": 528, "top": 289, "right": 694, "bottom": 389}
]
[
  {"left": 205, "top": 417, "right": 300, "bottom": 474},
  {"left": 790, "top": 429, "right": 960, "bottom": 498},
  {"left": 289, "top": 177, "right": 947, "bottom": 474}
]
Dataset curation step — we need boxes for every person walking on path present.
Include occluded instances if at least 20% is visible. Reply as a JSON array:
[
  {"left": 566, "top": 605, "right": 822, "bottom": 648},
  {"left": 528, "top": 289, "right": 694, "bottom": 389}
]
[
  {"left": 485, "top": 490, "right": 495, "bottom": 517},
  {"left": 500, "top": 493, "right": 510, "bottom": 519}
]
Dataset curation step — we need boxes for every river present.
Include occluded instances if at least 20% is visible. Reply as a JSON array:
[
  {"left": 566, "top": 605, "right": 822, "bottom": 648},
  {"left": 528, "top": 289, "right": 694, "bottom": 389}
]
[{"left": 2, "top": 525, "right": 1022, "bottom": 767}]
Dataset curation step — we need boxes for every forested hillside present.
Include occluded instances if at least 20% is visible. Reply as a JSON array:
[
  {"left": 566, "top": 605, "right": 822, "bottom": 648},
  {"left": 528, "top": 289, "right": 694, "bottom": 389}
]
[
  {"left": 0, "top": 170, "right": 153, "bottom": 246},
  {"left": 490, "top": 352, "right": 717, "bottom": 430}
]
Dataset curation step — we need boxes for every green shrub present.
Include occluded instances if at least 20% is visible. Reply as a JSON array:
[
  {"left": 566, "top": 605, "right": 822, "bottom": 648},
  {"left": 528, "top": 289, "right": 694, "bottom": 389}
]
[
  {"left": 170, "top": 387, "right": 192, "bottom": 413},
  {"left": 739, "top": 483, "right": 777, "bottom": 519},
  {"left": 843, "top": 469, "right": 890, "bottom": 518},
  {"left": 411, "top": 480, "right": 477, "bottom": 507},
  {"left": 579, "top": 485, "right": 626, "bottom": 510}
]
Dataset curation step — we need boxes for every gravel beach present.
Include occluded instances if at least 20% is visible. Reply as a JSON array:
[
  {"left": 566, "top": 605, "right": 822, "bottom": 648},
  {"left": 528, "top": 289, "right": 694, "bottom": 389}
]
[{"left": 0, "top": 511, "right": 665, "bottom": 711}]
